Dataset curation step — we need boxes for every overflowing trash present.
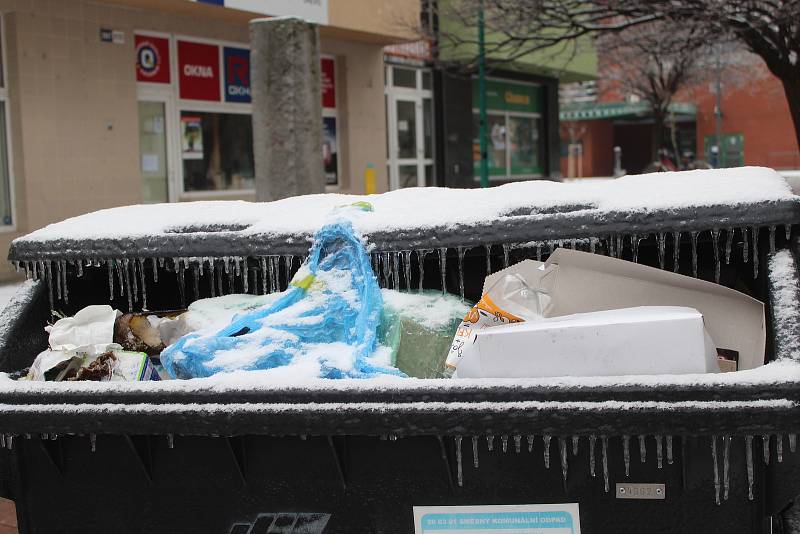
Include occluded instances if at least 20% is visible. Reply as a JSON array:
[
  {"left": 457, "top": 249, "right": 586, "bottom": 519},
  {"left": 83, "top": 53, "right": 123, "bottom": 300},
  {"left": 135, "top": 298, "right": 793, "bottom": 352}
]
[
  {"left": 25, "top": 304, "right": 160, "bottom": 382},
  {"left": 161, "top": 217, "right": 406, "bottom": 379},
  {"left": 379, "top": 289, "right": 470, "bottom": 378},
  {"left": 447, "top": 248, "right": 764, "bottom": 378},
  {"left": 5, "top": 198, "right": 772, "bottom": 384},
  {"left": 48, "top": 304, "right": 117, "bottom": 352},
  {"left": 114, "top": 312, "right": 169, "bottom": 355},
  {"left": 11, "top": 244, "right": 767, "bottom": 382},
  {"left": 455, "top": 306, "right": 721, "bottom": 378}
]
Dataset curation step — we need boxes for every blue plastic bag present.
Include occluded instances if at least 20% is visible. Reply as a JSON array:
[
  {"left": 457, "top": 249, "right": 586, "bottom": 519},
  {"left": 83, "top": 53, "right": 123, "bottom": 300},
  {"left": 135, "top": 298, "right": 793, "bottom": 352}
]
[{"left": 161, "top": 217, "right": 404, "bottom": 379}]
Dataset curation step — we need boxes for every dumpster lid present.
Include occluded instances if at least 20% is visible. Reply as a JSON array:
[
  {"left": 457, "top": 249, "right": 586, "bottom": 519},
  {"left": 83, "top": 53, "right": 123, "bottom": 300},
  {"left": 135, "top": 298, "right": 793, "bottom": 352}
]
[{"left": 8, "top": 167, "right": 799, "bottom": 260}]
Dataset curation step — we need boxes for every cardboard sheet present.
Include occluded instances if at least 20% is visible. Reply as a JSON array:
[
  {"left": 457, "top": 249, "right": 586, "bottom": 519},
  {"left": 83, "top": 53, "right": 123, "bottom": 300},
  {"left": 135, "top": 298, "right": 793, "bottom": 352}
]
[
  {"left": 457, "top": 306, "right": 720, "bottom": 378},
  {"left": 483, "top": 249, "right": 765, "bottom": 370}
]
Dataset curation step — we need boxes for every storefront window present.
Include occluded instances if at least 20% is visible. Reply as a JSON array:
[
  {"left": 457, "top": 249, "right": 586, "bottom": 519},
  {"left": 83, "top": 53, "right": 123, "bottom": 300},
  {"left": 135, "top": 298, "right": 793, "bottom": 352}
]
[
  {"left": 393, "top": 67, "right": 417, "bottom": 88},
  {"left": 399, "top": 165, "right": 418, "bottom": 188},
  {"left": 472, "top": 78, "right": 543, "bottom": 180},
  {"left": 138, "top": 101, "right": 169, "bottom": 203},
  {"left": 137, "top": 35, "right": 340, "bottom": 197},
  {"left": 396, "top": 100, "right": 417, "bottom": 159},
  {"left": 472, "top": 114, "right": 508, "bottom": 176},
  {"left": 423, "top": 97, "right": 433, "bottom": 159},
  {"left": 181, "top": 111, "right": 254, "bottom": 192},
  {"left": 508, "top": 115, "right": 539, "bottom": 175}
]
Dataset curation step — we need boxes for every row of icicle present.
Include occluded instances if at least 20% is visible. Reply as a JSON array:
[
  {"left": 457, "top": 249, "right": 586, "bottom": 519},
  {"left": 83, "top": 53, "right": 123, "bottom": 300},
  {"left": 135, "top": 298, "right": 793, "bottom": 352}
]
[
  {"left": 451, "top": 433, "right": 797, "bottom": 504},
  {"left": 0, "top": 431, "right": 793, "bottom": 504},
  {"left": 14, "top": 224, "right": 791, "bottom": 313}
]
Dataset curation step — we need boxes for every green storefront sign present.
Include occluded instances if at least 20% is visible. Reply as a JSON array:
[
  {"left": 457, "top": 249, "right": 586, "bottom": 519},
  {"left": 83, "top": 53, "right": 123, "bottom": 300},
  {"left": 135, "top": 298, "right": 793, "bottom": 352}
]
[
  {"left": 472, "top": 79, "right": 543, "bottom": 178},
  {"left": 472, "top": 79, "right": 542, "bottom": 113}
]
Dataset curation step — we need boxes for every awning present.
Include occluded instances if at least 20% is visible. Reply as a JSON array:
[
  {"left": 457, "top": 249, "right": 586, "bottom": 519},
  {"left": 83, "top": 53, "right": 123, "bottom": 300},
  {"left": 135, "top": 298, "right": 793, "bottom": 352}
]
[{"left": 560, "top": 101, "right": 696, "bottom": 121}]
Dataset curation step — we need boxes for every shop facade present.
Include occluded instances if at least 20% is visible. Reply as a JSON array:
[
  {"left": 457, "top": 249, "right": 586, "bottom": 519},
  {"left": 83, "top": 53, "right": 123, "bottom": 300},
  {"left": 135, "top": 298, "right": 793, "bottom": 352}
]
[
  {"left": 384, "top": 32, "right": 591, "bottom": 189},
  {"left": 559, "top": 101, "right": 697, "bottom": 177},
  {"left": 559, "top": 49, "right": 800, "bottom": 178},
  {"left": 434, "top": 70, "right": 561, "bottom": 188},
  {"left": 383, "top": 61, "right": 564, "bottom": 189},
  {"left": 469, "top": 78, "right": 546, "bottom": 181},
  {"left": 0, "top": 0, "right": 418, "bottom": 281},
  {"left": 134, "top": 31, "right": 343, "bottom": 201}
]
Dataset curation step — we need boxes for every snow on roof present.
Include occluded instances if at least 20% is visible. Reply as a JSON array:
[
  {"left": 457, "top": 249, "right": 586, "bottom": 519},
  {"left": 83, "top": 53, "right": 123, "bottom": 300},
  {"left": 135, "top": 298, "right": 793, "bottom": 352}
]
[{"left": 13, "top": 167, "right": 796, "bottom": 245}]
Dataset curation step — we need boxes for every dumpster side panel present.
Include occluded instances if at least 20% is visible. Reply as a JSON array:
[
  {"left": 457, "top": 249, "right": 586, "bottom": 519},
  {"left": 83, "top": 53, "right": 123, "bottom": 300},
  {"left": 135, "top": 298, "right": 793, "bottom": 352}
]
[
  {"left": 3, "top": 435, "right": 770, "bottom": 534},
  {"left": 0, "top": 281, "right": 48, "bottom": 373}
]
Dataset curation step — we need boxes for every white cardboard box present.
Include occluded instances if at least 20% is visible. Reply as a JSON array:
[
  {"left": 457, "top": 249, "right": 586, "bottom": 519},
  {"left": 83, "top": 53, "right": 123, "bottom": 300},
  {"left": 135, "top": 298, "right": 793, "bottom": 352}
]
[
  {"left": 482, "top": 248, "right": 765, "bottom": 371},
  {"left": 456, "top": 306, "right": 720, "bottom": 378}
]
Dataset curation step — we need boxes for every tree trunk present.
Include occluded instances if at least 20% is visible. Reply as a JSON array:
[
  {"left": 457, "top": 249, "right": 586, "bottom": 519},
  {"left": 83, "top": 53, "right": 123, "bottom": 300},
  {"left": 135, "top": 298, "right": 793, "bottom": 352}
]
[
  {"left": 779, "top": 74, "right": 800, "bottom": 153},
  {"left": 652, "top": 112, "right": 665, "bottom": 162},
  {"left": 669, "top": 111, "right": 680, "bottom": 166}
]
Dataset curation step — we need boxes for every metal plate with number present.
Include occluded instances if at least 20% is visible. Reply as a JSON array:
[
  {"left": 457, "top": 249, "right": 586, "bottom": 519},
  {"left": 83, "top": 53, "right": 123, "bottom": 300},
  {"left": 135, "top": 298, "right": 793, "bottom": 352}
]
[{"left": 616, "top": 483, "right": 666, "bottom": 500}]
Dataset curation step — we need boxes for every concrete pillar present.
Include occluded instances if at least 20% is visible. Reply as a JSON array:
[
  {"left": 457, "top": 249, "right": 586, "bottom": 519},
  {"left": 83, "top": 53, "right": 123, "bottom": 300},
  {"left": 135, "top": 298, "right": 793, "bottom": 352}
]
[{"left": 250, "top": 17, "right": 324, "bottom": 201}]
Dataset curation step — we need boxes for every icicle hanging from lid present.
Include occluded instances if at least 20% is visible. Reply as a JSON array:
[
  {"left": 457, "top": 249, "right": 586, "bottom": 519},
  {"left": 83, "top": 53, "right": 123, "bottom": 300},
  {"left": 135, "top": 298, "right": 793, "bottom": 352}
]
[
  {"left": 745, "top": 435, "right": 754, "bottom": 500},
  {"left": 457, "top": 247, "right": 466, "bottom": 301},
  {"left": 438, "top": 248, "right": 447, "bottom": 295},
  {"left": 712, "top": 435, "right": 721, "bottom": 505},
  {"left": 455, "top": 435, "right": 463, "bottom": 487}
]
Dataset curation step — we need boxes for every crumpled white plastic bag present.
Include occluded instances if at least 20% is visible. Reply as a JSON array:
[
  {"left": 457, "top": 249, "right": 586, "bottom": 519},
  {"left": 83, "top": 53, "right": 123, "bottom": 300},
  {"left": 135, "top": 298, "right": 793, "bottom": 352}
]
[{"left": 47, "top": 305, "right": 117, "bottom": 351}]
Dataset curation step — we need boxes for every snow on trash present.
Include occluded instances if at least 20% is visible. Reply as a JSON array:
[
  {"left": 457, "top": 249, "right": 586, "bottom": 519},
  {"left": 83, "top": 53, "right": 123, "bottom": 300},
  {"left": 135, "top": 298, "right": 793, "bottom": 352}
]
[{"left": 161, "top": 209, "right": 405, "bottom": 379}]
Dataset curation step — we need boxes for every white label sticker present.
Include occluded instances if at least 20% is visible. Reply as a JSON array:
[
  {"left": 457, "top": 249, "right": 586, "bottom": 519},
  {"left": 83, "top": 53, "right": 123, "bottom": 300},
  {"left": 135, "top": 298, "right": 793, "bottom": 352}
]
[
  {"left": 413, "top": 504, "right": 581, "bottom": 534},
  {"left": 141, "top": 154, "right": 159, "bottom": 173}
]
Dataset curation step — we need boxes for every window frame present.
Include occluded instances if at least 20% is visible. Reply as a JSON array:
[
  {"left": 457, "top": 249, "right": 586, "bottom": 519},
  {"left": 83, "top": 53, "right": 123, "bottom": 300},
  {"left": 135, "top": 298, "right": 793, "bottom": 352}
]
[
  {"left": 471, "top": 76, "right": 544, "bottom": 182},
  {"left": 472, "top": 110, "right": 543, "bottom": 181},
  {"left": 0, "top": 13, "right": 16, "bottom": 232},
  {"left": 171, "top": 34, "right": 254, "bottom": 198},
  {"left": 321, "top": 54, "right": 340, "bottom": 191},
  {"left": 178, "top": 107, "right": 256, "bottom": 195}
]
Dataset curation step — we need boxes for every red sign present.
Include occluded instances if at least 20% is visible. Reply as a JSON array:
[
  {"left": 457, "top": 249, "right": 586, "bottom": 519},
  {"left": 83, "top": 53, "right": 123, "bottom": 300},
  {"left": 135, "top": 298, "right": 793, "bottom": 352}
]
[
  {"left": 178, "top": 40, "right": 221, "bottom": 101},
  {"left": 135, "top": 35, "right": 170, "bottom": 84},
  {"left": 321, "top": 57, "right": 336, "bottom": 109}
]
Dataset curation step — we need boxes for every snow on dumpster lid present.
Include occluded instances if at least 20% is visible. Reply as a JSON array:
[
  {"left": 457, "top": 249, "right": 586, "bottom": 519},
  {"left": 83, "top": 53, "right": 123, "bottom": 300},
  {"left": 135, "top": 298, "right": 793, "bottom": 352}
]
[{"left": 8, "top": 167, "right": 799, "bottom": 260}]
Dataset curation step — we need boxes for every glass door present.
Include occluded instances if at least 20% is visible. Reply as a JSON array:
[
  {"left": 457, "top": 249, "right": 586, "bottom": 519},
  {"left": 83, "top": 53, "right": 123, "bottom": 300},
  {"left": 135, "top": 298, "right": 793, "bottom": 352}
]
[
  {"left": 388, "top": 95, "right": 435, "bottom": 189},
  {"left": 385, "top": 66, "right": 435, "bottom": 190},
  {"left": 138, "top": 100, "right": 171, "bottom": 203}
]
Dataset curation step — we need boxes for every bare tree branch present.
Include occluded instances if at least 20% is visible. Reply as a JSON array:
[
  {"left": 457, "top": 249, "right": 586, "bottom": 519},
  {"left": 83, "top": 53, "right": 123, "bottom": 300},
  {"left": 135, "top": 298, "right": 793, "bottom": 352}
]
[{"left": 426, "top": 0, "right": 800, "bottom": 150}]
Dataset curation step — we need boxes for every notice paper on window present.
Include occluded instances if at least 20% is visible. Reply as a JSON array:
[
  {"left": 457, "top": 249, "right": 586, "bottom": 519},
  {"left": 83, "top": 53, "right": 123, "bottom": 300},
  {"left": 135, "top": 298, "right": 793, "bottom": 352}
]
[
  {"left": 141, "top": 154, "right": 159, "bottom": 173},
  {"left": 181, "top": 115, "right": 204, "bottom": 160},
  {"left": 413, "top": 504, "right": 581, "bottom": 534}
]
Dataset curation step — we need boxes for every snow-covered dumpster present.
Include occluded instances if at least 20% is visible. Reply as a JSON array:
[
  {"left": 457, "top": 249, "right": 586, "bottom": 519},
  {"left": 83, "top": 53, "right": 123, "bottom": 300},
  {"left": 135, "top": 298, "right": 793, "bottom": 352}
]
[{"left": 1, "top": 167, "right": 800, "bottom": 533}]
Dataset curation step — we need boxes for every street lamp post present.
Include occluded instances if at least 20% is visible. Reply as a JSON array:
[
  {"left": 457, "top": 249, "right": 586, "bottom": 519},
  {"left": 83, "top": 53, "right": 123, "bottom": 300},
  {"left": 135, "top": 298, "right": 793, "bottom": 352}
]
[
  {"left": 478, "top": 0, "right": 489, "bottom": 188},
  {"left": 714, "top": 42, "right": 723, "bottom": 168}
]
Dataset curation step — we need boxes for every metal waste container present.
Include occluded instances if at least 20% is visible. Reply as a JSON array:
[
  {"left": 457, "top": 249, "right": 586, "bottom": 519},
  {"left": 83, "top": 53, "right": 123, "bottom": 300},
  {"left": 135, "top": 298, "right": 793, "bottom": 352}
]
[{"left": 1, "top": 175, "right": 800, "bottom": 533}]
